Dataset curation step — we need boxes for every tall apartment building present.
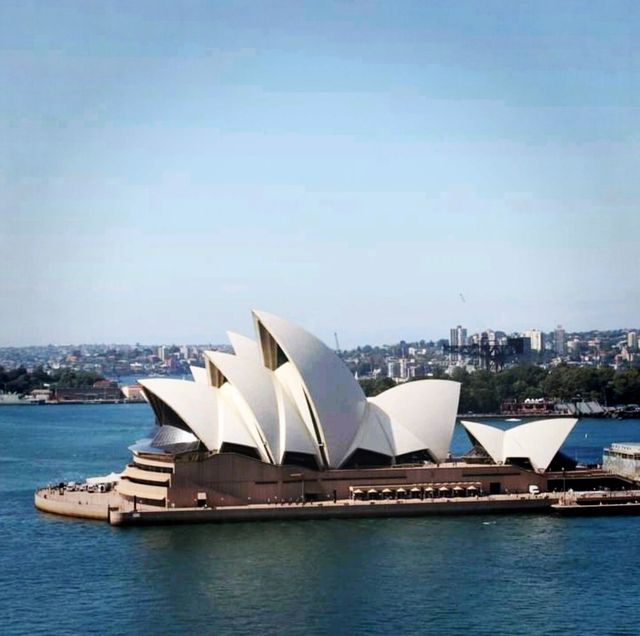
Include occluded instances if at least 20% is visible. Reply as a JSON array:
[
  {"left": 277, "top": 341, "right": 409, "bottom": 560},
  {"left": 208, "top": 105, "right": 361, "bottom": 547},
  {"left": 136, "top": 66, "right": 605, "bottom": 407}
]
[
  {"left": 449, "top": 325, "right": 467, "bottom": 365},
  {"left": 628, "top": 331, "right": 638, "bottom": 352},
  {"left": 449, "top": 325, "right": 467, "bottom": 347},
  {"left": 554, "top": 325, "right": 566, "bottom": 355}
]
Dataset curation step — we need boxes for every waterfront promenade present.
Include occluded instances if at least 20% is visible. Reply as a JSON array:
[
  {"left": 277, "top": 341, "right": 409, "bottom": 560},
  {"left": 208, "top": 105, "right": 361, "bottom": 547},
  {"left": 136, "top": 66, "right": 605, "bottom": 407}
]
[
  {"left": 35, "top": 486, "right": 560, "bottom": 525},
  {"left": 38, "top": 486, "right": 640, "bottom": 526}
]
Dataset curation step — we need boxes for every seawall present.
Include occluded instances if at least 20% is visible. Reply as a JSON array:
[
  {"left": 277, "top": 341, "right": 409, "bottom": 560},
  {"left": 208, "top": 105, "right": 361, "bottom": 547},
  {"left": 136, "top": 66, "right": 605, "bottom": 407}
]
[
  {"left": 35, "top": 487, "right": 561, "bottom": 526},
  {"left": 109, "top": 495, "right": 557, "bottom": 526},
  {"left": 34, "top": 489, "right": 117, "bottom": 521}
]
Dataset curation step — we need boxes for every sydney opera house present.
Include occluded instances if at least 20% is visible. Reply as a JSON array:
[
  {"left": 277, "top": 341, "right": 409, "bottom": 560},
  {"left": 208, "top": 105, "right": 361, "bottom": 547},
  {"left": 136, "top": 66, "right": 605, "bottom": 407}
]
[{"left": 112, "top": 310, "right": 584, "bottom": 510}]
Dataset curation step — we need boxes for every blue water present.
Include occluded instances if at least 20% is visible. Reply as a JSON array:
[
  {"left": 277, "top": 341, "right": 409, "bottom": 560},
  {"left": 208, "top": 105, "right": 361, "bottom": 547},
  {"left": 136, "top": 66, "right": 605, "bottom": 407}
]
[{"left": 2, "top": 406, "right": 640, "bottom": 635}]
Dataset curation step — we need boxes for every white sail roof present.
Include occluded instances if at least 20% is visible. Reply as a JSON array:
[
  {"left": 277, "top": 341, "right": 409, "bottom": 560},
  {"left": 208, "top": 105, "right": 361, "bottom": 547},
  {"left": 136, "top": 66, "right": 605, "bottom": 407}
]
[
  {"left": 342, "top": 403, "right": 395, "bottom": 460},
  {"left": 370, "top": 380, "right": 460, "bottom": 462},
  {"left": 138, "top": 312, "right": 467, "bottom": 470},
  {"left": 189, "top": 365, "right": 208, "bottom": 385},
  {"left": 217, "top": 384, "right": 267, "bottom": 456},
  {"left": 227, "top": 331, "right": 261, "bottom": 361},
  {"left": 273, "top": 362, "right": 324, "bottom": 464},
  {"left": 138, "top": 378, "right": 219, "bottom": 451},
  {"left": 461, "top": 418, "right": 578, "bottom": 471},
  {"left": 253, "top": 310, "right": 367, "bottom": 468},
  {"left": 205, "top": 351, "right": 280, "bottom": 463}
]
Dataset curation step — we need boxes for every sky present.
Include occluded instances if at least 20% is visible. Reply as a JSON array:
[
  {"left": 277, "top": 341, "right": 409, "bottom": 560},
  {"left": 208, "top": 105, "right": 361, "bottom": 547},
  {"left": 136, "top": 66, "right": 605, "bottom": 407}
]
[{"left": 1, "top": 1, "right": 639, "bottom": 347}]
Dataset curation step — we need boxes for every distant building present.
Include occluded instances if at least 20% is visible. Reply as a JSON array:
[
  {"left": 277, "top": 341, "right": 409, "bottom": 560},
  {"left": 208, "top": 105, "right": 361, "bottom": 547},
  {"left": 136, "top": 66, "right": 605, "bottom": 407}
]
[
  {"left": 628, "top": 331, "right": 638, "bottom": 352},
  {"left": 524, "top": 329, "right": 544, "bottom": 353},
  {"left": 566, "top": 337, "right": 580, "bottom": 353},
  {"left": 449, "top": 325, "right": 467, "bottom": 364},
  {"left": 482, "top": 330, "right": 497, "bottom": 346},
  {"left": 449, "top": 325, "right": 467, "bottom": 347},
  {"left": 554, "top": 325, "right": 566, "bottom": 355},
  {"left": 603, "top": 444, "right": 640, "bottom": 480},
  {"left": 507, "top": 336, "right": 531, "bottom": 360},
  {"left": 55, "top": 381, "right": 123, "bottom": 403},
  {"left": 121, "top": 384, "right": 145, "bottom": 402}
]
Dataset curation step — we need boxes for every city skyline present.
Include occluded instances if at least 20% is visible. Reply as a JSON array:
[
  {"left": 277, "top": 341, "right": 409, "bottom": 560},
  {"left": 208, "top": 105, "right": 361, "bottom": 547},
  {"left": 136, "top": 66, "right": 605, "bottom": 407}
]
[
  {"left": 2, "top": 2, "right": 639, "bottom": 347},
  {"left": 0, "top": 318, "right": 638, "bottom": 350}
]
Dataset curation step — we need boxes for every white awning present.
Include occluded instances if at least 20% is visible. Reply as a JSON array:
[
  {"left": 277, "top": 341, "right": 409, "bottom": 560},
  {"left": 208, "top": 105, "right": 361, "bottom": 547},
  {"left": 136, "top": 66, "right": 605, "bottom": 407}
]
[
  {"left": 396, "top": 488, "right": 407, "bottom": 493},
  {"left": 353, "top": 489, "right": 364, "bottom": 494},
  {"left": 367, "top": 489, "right": 378, "bottom": 494},
  {"left": 410, "top": 487, "right": 421, "bottom": 492},
  {"left": 86, "top": 472, "right": 121, "bottom": 486},
  {"left": 466, "top": 485, "right": 478, "bottom": 490},
  {"left": 438, "top": 486, "right": 450, "bottom": 492},
  {"left": 424, "top": 486, "right": 434, "bottom": 492},
  {"left": 453, "top": 486, "right": 464, "bottom": 491},
  {"left": 382, "top": 488, "right": 392, "bottom": 493}
]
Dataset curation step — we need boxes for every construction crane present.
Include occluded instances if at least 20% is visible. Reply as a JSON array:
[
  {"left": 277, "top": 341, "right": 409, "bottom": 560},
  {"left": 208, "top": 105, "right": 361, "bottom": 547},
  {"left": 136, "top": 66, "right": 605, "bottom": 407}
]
[{"left": 334, "top": 332, "right": 341, "bottom": 353}]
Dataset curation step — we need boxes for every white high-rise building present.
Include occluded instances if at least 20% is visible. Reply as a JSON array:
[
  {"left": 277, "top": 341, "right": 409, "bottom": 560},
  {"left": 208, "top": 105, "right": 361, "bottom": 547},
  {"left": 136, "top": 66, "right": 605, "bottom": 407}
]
[
  {"left": 524, "top": 329, "right": 544, "bottom": 352},
  {"left": 449, "top": 325, "right": 467, "bottom": 365},
  {"left": 449, "top": 325, "right": 467, "bottom": 347},
  {"left": 628, "top": 331, "right": 638, "bottom": 352}
]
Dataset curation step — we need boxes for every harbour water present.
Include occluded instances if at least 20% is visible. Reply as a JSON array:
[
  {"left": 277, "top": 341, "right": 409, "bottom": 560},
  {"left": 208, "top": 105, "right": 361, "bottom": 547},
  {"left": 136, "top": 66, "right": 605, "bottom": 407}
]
[{"left": 2, "top": 405, "right": 640, "bottom": 635}]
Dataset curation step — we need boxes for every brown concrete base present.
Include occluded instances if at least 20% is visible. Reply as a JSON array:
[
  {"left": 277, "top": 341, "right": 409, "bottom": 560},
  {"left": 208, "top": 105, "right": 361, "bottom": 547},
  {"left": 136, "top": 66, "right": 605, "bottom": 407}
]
[
  {"left": 35, "top": 487, "right": 562, "bottom": 526},
  {"left": 109, "top": 494, "right": 559, "bottom": 526}
]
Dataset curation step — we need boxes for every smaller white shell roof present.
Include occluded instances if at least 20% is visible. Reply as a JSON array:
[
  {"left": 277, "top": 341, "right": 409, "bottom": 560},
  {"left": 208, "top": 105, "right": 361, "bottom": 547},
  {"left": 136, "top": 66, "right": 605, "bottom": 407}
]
[
  {"left": 278, "top": 382, "right": 321, "bottom": 462},
  {"left": 274, "top": 363, "right": 323, "bottom": 464},
  {"left": 343, "top": 403, "right": 395, "bottom": 460},
  {"left": 217, "top": 383, "right": 267, "bottom": 455},
  {"left": 461, "top": 418, "right": 578, "bottom": 471},
  {"left": 189, "top": 365, "right": 208, "bottom": 385},
  {"left": 205, "top": 351, "right": 280, "bottom": 462},
  {"left": 227, "top": 331, "right": 261, "bottom": 361},
  {"left": 139, "top": 378, "right": 219, "bottom": 451},
  {"left": 460, "top": 420, "right": 504, "bottom": 463},
  {"left": 370, "top": 380, "right": 460, "bottom": 462}
]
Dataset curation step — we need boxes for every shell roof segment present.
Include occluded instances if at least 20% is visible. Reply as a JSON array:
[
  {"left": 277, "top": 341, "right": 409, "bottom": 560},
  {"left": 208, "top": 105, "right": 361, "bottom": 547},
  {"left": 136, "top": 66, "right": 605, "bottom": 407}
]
[
  {"left": 370, "top": 379, "right": 460, "bottom": 462},
  {"left": 461, "top": 418, "right": 578, "bottom": 472},
  {"left": 138, "top": 378, "right": 220, "bottom": 451},
  {"left": 204, "top": 350, "right": 280, "bottom": 463},
  {"left": 252, "top": 310, "right": 367, "bottom": 468},
  {"left": 227, "top": 331, "right": 261, "bottom": 361}
]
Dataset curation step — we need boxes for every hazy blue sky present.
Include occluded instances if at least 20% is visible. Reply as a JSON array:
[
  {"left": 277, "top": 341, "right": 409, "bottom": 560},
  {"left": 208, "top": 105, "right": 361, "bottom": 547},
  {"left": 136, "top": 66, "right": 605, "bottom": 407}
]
[{"left": 2, "top": 1, "right": 638, "bottom": 346}]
